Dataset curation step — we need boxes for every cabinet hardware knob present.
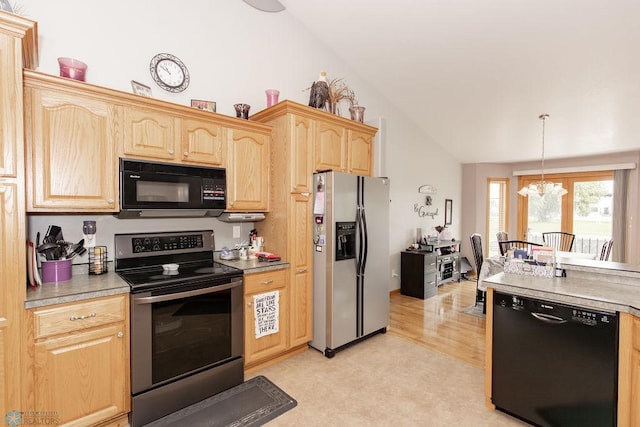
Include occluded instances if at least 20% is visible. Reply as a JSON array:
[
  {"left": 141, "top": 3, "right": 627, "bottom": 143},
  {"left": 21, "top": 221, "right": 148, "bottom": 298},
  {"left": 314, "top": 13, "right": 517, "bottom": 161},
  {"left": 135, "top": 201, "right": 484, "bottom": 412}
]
[
  {"left": 297, "top": 268, "right": 308, "bottom": 273},
  {"left": 168, "top": 149, "right": 174, "bottom": 154},
  {"left": 301, "top": 192, "right": 310, "bottom": 197},
  {"left": 247, "top": 302, "right": 252, "bottom": 307},
  {"left": 107, "top": 199, "right": 114, "bottom": 204},
  {"left": 69, "top": 312, "right": 96, "bottom": 321},
  {"left": 184, "top": 152, "right": 189, "bottom": 157},
  {"left": 260, "top": 280, "right": 274, "bottom": 285},
  {"left": 117, "top": 332, "right": 124, "bottom": 338}
]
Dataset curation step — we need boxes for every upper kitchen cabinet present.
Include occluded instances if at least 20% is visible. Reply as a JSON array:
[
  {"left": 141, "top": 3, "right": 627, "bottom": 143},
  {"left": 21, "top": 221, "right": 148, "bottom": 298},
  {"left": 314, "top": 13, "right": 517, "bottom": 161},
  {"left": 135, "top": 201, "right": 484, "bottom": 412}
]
[
  {"left": 226, "top": 128, "right": 270, "bottom": 211},
  {"left": 253, "top": 100, "right": 376, "bottom": 177},
  {"left": 122, "top": 107, "right": 227, "bottom": 167},
  {"left": 122, "top": 105, "right": 178, "bottom": 161},
  {"left": 22, "top": 70, "right": 272, "bottom": 212},
  {"left": 24, "top": 72, "right": 119, "bottom": 212}
]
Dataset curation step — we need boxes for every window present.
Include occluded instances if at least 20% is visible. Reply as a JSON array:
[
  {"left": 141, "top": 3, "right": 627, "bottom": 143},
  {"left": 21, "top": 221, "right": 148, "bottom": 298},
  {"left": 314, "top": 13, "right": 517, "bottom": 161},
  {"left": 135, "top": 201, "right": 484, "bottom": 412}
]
[
  {"left": 487, "top": 178, "right": 509, "bottom": 257},
  {"left": 517, "top": 171, "right": 613, "bottom": 256}
]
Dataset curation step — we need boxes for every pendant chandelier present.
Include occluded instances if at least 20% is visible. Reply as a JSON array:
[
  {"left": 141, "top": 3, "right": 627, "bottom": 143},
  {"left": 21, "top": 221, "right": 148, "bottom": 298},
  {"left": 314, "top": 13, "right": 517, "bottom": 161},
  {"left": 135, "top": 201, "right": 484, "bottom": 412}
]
[{"left": 518, "top": 114, "right": 568, "bottom": 198}]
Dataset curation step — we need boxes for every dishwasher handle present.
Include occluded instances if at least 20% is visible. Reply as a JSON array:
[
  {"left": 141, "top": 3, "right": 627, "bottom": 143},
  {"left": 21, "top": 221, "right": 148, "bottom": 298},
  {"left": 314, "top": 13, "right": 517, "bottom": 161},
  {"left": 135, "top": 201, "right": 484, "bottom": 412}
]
[{"left": 531, "top": 312, "right": 568, "bottom": 324}]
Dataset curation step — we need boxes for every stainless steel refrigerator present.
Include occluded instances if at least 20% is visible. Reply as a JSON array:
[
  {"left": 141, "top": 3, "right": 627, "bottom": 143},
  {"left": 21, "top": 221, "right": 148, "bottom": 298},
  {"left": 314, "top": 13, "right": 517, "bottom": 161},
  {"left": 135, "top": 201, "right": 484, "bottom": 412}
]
[{"left": 310, "top": 171, "right": 390, "bottom": 358}]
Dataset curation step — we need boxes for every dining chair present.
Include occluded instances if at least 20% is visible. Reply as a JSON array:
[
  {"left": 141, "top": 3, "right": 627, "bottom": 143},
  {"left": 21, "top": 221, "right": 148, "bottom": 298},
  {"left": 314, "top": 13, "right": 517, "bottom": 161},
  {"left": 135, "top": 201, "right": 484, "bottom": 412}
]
[
  {"left": 469, "top": 233, "right": 485, "bottom": 311},
  {"left": 498, "top": 240, "right": 543, "bottom": 257},
  {"left": 600, "top": 240, "right": 614, "bottom": 261},
  {"left": 496, "top": 231, "right": 509, "bottom": 243},
  {"left": 542, "top": 232, "right": 575, "bottom": 252}
]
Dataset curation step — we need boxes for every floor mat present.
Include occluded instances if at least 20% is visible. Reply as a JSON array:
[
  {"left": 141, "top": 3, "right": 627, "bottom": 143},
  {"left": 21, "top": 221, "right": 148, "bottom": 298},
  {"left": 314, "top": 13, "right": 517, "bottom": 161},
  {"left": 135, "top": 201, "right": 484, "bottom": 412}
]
[{"left": 145, "top": 376, "right": 297, "bottom": 427}]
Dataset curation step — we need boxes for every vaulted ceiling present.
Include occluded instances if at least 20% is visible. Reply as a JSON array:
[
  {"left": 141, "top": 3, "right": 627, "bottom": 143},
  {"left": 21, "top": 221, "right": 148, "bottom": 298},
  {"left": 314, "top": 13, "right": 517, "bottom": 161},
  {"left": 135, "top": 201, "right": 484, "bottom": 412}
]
[{"left": 282, "top": 0, "right": 640, "bottom": 164}]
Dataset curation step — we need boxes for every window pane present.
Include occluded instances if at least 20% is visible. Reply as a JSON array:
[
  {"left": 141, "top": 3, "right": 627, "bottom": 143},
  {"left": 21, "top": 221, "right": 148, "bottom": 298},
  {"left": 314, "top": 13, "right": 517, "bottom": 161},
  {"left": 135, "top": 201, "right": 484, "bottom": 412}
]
[
  {"left": 526, "top": 183, "right": 562, "bottom": 245},
  {"left": 572, "top": 180, "right": 613, "bottom": 256},
  {"left": 487, "top": 180, "right": 506, "bottom": 257}
]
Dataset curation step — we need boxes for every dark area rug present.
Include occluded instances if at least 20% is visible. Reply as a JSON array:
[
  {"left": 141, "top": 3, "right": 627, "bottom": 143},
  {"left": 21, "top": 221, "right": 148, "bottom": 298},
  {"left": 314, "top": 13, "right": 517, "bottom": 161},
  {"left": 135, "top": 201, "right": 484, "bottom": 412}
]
[{"left": 145, "top": 376, "right": 297, "bottom": 427}]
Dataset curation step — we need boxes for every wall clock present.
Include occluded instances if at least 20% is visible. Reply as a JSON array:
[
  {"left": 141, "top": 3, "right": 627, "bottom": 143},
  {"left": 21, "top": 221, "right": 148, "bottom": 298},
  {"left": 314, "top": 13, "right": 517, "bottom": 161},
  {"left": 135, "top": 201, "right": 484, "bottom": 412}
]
[{"left": 149, "top": 53, "right": 190, "bottom": 93}]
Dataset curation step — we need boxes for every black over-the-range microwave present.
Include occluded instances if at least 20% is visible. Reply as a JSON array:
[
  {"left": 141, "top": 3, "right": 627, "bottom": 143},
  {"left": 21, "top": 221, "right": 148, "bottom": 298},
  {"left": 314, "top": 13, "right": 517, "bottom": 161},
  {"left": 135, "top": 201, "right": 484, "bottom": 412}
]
[{"left": 117, "top": 158, "right": 227, "bottom": 218}]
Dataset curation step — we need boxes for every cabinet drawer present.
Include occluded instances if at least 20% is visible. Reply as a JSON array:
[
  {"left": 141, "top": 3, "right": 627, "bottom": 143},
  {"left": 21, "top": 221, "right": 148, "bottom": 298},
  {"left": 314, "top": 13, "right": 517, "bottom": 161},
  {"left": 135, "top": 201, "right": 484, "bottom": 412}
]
[
  {"left": 423, "top": 254, "right": 437, "bottom": 272},
  {"left": 33, "top": 294, "right": 127, "bottom": 340},
  {"left": 244, "top": 269, "right": 287, "bottom": 294}
]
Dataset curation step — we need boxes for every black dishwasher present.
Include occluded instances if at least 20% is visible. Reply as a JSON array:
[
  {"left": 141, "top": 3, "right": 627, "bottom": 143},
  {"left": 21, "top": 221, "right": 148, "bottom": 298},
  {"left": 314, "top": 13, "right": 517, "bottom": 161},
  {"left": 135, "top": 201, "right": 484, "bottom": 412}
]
[{"left": 492, "top": 292, "right": 618, "bottom": 427}]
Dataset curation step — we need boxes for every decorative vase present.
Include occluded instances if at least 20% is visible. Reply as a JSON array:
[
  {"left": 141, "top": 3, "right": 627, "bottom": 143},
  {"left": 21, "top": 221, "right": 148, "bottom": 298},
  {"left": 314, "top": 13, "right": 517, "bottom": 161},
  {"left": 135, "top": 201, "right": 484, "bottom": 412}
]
[
  {"left": 234, "top": 103, "right": 251, "bottom": 119},
  {"left": 349, "top": 105, "right": 365, "bottom": 123},
  {"left": 326, "top": 101, "right": 339, "bottom": 115}
]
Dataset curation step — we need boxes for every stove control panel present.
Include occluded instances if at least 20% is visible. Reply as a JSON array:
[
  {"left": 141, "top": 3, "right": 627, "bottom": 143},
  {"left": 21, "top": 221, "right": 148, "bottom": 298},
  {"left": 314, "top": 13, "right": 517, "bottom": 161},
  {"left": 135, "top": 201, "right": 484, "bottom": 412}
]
[
  {"left": 115, "top": 230, "right": 214, "bottom": 260},
  {"left": 133, "top": 234, "right": 204, "bottom": 253}
]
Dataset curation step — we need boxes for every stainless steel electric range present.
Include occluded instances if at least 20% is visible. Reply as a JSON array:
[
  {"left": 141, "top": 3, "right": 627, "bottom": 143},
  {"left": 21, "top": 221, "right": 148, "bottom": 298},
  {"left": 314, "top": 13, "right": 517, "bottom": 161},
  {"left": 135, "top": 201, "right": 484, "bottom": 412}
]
[{"left": 115, "top": 230, "right": 244, "bottom": 427}]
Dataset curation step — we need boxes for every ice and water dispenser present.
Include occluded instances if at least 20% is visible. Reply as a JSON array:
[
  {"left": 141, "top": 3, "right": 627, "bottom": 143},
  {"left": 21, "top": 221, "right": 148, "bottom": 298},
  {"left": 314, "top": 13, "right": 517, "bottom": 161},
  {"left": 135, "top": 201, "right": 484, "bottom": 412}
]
[{"left": 336, "top": 222, "right": 356, "bottom": 261}]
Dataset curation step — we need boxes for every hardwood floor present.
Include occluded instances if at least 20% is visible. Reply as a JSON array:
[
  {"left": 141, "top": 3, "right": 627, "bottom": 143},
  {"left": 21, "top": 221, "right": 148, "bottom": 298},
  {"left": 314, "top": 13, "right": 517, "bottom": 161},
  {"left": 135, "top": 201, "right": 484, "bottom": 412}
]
[{"left": 388, "top": 279, "right": 486, "bottom": 369}]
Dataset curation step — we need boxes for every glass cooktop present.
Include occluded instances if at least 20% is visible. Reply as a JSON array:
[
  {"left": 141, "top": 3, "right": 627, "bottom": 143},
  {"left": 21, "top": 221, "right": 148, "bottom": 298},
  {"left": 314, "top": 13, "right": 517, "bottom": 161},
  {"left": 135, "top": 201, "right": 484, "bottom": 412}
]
[{"left": 118, "top": 261, "right": 242, "bottom": 289}]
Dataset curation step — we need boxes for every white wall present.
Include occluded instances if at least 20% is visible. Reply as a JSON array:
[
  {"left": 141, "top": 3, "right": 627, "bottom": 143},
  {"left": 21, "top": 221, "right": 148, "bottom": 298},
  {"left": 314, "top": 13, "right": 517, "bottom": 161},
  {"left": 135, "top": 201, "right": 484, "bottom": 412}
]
[{"left": 21, "top": 0, "right": 463, "bottom": 290}]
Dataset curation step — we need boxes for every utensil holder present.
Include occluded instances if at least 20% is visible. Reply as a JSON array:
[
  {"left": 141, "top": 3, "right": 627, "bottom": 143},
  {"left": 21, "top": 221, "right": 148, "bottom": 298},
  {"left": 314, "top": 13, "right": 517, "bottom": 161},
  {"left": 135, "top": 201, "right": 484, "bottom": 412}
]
[
  {"left": 41, "top": 259, "right": 73, "bottom": 283},
  {"left": 88, "top": 246, "right": 107, "bottom": 275}
]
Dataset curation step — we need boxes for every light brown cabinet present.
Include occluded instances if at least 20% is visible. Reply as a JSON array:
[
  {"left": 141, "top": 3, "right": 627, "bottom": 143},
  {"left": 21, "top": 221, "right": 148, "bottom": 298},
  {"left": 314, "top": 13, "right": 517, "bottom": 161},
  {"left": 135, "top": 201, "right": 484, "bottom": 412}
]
[
  {"left": 252, "top": 101, "right": 377, "bottom": 362},
  {"left": 0, "top": 11, "right": 37, "bottom": 420},
  {"left": 619, "top": 312, "right": 640, "bottom": 427},
  {"left": 244, "top": 269, "right": 289, "bottom": 368},
  {"left": 289, "top": 193, "right": 313, "bottom": 347},
  {"left": 28, "top": 295, "right": 130, "bottom": 426},
  {"left": 22, "top": 69, "right": 271, "bottom": 213},
  {"left": 24, "top": 82, "right": 119, "bottom": 211},
  {"left": 122, "top": 107, "right": 227, "bottom": 167},
  {"left": 226, "top": 129, "right": 269, "bottom": 211}
]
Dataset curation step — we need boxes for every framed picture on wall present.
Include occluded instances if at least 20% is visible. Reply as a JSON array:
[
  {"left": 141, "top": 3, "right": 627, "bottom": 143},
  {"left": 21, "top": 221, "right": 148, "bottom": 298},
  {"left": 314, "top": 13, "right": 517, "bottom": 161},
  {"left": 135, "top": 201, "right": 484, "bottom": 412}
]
[{"left": 445, "top": 199, "right": 452, "bottom": 225}]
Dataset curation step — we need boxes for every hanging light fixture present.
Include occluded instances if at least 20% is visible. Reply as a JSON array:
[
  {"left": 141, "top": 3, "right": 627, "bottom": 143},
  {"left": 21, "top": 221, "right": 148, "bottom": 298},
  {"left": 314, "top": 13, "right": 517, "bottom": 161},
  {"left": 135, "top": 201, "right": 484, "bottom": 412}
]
[
  {"left": 518, "top": 114, "right": 568, "bottom": 198},
  {"left": 242, "top": 0, "right": 286, "bottom": 13}
]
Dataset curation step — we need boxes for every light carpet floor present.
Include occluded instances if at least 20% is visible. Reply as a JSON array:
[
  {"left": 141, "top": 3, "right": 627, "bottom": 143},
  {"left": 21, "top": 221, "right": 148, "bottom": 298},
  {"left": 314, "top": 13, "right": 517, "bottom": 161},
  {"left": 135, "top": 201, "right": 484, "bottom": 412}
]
[{"left": 252, "top": 334, "right": 527, "bottom": 426}]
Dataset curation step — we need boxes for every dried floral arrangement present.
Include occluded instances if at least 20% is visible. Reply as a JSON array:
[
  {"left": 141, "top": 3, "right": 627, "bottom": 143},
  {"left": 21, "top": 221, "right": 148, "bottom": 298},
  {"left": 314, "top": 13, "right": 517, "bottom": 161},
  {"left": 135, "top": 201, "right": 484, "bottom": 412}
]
[
  {"left": 345, "top": 88, "right": 358, "bottom": 107},
  {"left": 327, "top": 78, "right": 349, "bottom": 105}
]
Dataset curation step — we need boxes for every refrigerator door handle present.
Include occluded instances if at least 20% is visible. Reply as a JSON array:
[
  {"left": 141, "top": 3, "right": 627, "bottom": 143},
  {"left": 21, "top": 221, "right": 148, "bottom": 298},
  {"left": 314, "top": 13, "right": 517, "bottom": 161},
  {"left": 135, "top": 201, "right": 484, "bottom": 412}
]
[{"left": 360, "top": 207, "right": 368, "bottom": 276}]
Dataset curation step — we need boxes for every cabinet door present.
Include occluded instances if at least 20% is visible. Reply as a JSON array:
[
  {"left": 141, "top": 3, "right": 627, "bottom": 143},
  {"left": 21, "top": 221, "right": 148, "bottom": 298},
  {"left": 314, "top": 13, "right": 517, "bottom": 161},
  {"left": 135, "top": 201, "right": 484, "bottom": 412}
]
[
  {"left": 290, "top": 115, "right": 313, "bottom": 193},
  {"left": 314, "top": 120, "right": 346, "bottom": 173},
  {"left": 33, "top": 323, "right": 128, "bottom": 426},
  {"left": 227, "top": 129, "right": 269, "bottom": 211},
  {"left": 347, "top": 129, "right": 373, "bottom": 176},
  {"left": 25, "top": 88, "right": 118, "bottom": 211},
  {"left": 181, "top": 119, "right": 227, "bottom": 166},
  {"left": 289, "top": 194, "right": 313, "bottom": 347},
  {"left": 123, "top": 105, "right": 178, "bottom": 161},
  {"left": 244, "top": 270, "right": 289, "bottom": 366}
]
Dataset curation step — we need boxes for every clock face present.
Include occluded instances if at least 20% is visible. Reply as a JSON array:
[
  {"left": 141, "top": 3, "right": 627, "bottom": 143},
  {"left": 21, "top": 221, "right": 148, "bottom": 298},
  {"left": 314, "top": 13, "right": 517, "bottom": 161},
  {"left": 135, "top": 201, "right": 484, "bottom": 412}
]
[{"left": 150, "top": 53, "right": 190, "bottom": 93}]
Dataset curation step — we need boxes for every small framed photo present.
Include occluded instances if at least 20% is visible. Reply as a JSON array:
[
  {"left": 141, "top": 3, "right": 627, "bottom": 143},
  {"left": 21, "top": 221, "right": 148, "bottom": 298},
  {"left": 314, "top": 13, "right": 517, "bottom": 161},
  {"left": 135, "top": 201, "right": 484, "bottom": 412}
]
[
  {"left": 131, "top": 80, "right": 152, "bottom": 97},
  {"left": 444, "top": 199, "right": 453, "bottom": 225},
  {"left": 191, "top": 99, "right": 216, "bottom": 112}
]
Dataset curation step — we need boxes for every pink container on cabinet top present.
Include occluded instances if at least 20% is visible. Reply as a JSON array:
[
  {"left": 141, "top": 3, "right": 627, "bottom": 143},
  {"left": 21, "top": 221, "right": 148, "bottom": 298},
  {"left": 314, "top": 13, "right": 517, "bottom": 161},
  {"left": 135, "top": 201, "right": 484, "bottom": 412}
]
[{"left": 58, "top": 57, "right": 88, "bottom": 81}]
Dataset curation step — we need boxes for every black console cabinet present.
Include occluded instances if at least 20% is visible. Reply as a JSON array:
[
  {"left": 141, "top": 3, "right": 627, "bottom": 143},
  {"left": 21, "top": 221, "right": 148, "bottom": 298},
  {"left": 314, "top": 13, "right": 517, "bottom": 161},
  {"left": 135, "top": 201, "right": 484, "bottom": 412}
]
[{"left": 400, "top": 240, "right": 461, "bottom": 299}]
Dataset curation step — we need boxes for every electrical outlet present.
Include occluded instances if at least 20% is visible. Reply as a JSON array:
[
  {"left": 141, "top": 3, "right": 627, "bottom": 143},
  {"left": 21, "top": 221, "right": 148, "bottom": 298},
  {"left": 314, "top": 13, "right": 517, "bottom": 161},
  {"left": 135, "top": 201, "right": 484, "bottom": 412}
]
[
  {"left": 392, "top": 269, "right": 399, "bottom": 278},
  {"left": 233, "top": 226, "right": 240, "bottom": 238}
]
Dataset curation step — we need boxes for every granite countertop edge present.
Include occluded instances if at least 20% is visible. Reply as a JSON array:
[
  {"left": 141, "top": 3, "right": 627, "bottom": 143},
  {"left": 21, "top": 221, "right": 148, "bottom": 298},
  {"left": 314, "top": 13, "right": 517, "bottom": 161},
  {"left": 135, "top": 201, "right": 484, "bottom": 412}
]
[
  {"left": 484, "top": 272, "right": 640, "bottom": 317},
  {"left": 25, "top": 260, "right": 291, "bottom": 309}
]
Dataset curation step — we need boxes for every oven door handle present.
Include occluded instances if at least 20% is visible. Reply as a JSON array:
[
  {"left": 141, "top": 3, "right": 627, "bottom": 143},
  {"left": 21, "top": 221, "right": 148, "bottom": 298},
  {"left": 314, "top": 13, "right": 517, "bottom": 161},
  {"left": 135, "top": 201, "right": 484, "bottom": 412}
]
[{"left": 134, "top": 279, "right": 243, "bottom": 304}]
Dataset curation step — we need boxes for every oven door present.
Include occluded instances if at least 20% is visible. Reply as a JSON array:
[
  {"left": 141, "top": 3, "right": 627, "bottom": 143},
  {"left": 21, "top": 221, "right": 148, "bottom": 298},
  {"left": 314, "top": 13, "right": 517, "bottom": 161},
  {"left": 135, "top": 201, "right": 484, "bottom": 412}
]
[{"left": 130, "top": 277, "right": 243, "bottom": 394}]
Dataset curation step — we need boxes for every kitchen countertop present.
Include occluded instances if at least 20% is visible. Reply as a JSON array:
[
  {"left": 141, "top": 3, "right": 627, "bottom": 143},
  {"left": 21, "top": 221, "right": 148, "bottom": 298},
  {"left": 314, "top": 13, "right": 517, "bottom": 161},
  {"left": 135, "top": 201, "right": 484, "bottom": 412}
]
[
  {"left": 25, "top": 258, "right": 291, "bottom": 309},
  {"left": 25, "top": 262, "right": 130, "bottom": 309},
  {"left": 215, "top": 257, "right": 290, "bottom": 273},
  {"left": 483, "top": 259, "right": 640, "bottom": 316}
]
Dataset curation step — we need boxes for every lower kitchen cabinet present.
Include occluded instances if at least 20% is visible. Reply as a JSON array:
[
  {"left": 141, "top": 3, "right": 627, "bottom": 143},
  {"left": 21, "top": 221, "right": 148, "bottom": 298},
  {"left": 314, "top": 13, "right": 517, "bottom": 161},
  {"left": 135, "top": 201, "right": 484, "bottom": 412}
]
[
  {"left": 619, "top": 313, "right": 640, "bottom": 426},
  {"left": 244, "top": 269, "right": 289, "bottom": 368},
  {"left": 28, "top": 294, "right": 130, "bottom": 426}
]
